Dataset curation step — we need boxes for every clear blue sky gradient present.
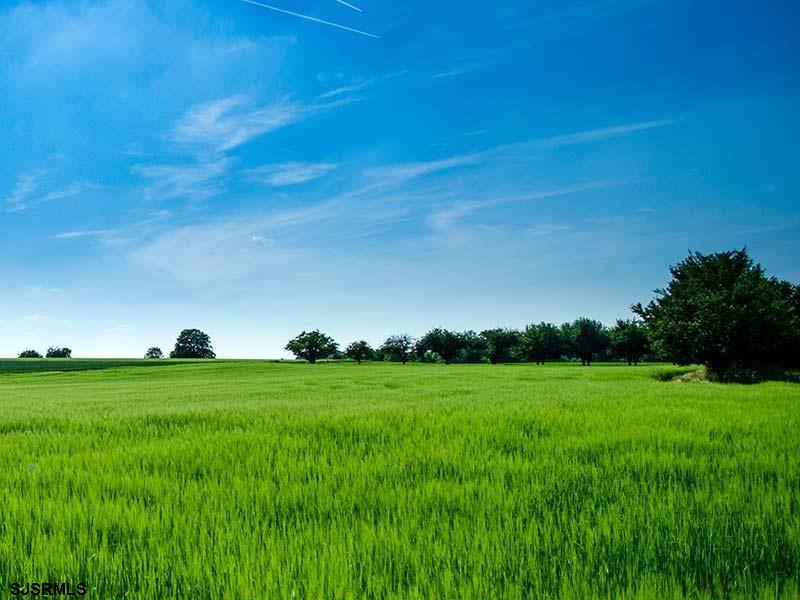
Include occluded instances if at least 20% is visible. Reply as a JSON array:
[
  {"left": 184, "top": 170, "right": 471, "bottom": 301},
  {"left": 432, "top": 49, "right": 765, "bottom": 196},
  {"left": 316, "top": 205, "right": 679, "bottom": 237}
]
[{"left": 1, "top": 0, "right": 798, "bottom": 358}]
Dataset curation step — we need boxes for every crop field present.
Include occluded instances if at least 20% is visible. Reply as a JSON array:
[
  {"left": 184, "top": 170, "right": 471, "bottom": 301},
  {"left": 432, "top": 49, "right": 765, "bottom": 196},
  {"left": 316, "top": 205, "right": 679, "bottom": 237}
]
[{"left": 0, "top": 360, "right": 798, "bottom": 598}]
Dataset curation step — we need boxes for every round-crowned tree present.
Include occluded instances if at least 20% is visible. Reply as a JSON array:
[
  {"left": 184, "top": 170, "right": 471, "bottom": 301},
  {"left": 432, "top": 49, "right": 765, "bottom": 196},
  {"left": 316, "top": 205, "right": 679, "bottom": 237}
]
[
  {"left": 144, "top": 347, "right": 164, "bottom": 359},
  {"left": 18, "top": 349, "right": 43, "bottom": 359},
  {"left": 345, "top": 340, "right": 375, "bottom": 364},
  {"left": 170, "top": 329, "right": 215, "bottom": 359},
  {"left": 285, "top": 330, "right": 338, "bottom": 364},
  {"left": 633, "top": 249, "right": 797, "bottom": 380},
  {"left": 564, "top": 318, "right": 609, "bottom": 366},
  {"left": 518, "top": 323, "right": 565, "bottom": 364},
  {"left": 610, "top": 319, "right": 649, "bottom": 366},
  {"left": 46, "top": 347, "right": 72, "bottom": 358},
  {"left": 380, "top": 334, "right": 414, "bottom": 364}
]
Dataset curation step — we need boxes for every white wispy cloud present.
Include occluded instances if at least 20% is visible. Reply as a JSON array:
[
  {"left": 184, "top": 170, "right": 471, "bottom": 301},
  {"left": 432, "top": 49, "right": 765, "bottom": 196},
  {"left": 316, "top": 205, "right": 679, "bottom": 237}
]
[
  {"left": 3, "top": 169, "right": 50, "bottom": 211},
  {"left": 131, "top": 157, "right": 233, "bottom": 201},
  {"left": 170, "top": 95, "right": 312, "bottom": 154},
  {"left": 37, "top": 182, "right": 101, "bottom": 204},
  {"left": 535, "top": 120, "right": 675, "bottom": 149},
  {"left": 128, "top": 117, "right": 672, "bottom": 284},
  {"left": 4, "top": 171, "right": 100, "bottom": 212},
  {"left": 320, "top": 80, "right": 371, "bottom": 99},
  {"left": 364, "top": 154, "right": 481, "bottom": 185},
  {"left": 426, "top": 181, "right": 624, "bottom": 233},
  {"left": 244, "top": 162, "right": 338, "bottom": 186},
  {"left": 432, "top": 68, "right": 470, "bottom": 79},
  {"left": 52, "top": 229, "right": 116, "bottom": 240}
]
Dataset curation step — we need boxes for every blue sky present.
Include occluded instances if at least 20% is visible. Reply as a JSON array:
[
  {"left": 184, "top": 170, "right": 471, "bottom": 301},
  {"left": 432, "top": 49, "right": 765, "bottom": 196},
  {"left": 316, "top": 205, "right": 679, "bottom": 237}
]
[{"left": 1, "top": 0, "right": 798, "bottom": 358}]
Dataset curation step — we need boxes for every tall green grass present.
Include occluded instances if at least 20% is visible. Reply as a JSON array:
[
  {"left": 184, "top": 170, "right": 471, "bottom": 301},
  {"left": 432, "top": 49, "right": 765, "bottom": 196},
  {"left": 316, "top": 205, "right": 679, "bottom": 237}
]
[{"left": 0, "top": 361, "right": 797, "bottom": 598}]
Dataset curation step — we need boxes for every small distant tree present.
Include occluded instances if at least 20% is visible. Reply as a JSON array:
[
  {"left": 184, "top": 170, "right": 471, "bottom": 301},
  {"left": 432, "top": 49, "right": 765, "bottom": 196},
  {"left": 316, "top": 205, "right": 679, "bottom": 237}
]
[
  {"left": 634, "top": 249, "right": 797, "bottom": 380},
  {"left": 380, "top": 334, "right": 414, "bottom": 364},
  {"left": 170, "top": 329, "right": 215, "bottom": 359},
  {"left": 345, "top": 340, "right": 375, "bottom": 364},
  {"left": 18, "top": 349, "right": 43, "bottom": 359},
  {"left": 417, "top": 328, "right": 463, "bottom": 365},
  {"left": 456, "top": 330, "right": 487, "bottom": 363},
  {"left": 480, "top": 329, "right": 521, "bottom": 364},
  {"left": 144, "top": 347, "right": 164, "bottom": 359},
  {"left": 518, "top": 323, "right": 564, "bottom": 364},
  {"left": 564, "top": 318, "right": 609, "bottom": 366},
  {"left": 46, "top": 347, "right": 72, "bottom": 358},
  {"left": 285, "top": 330, "right": 338, "bottom": 364},
  {"left": 610, "top": 319, "right": 649, "bottom": 365}
]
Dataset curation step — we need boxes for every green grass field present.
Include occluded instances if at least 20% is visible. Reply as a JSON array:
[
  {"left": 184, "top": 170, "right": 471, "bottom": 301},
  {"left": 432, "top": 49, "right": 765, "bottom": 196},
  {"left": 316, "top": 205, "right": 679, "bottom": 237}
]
[{"left": 0, "top": 360, "right": 798, "bottom": 598}]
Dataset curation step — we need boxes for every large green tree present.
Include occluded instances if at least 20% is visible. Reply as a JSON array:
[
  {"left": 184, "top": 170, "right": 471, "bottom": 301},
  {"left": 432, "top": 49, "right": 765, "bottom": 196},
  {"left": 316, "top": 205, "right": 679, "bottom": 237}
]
[
  {"left": 18, "top": 349, "right": 43, "bottom": 359},
  {"left": 518, "top": 323, "right": 564, "bottom": 364},
  {"left": 144, "top": 347, "right": 164, "bottom": 359},
  {"left": 170, "top": 329, "right": 215, "bottom": 359},
  {"left": 564, "top": 318, "right": 609, "bottom": 366},
  {"left": 633, "top": 249, "right": 797, "bottom": 380},
  {"left": 610, "top": 319, "right": 649, "bottom": 366},
  {"left": 380, "top": 334, "right": 414, "bottom": 364},
  {"left": 480, "top": 329, "right": 520, "bottom": 364},
  {"left": 345, "top": 340, "right": 375, "bottom": 364},
  {"left": 285, "top": 330, "right": 338, "bottom": 364},
  {"left": 417, "top": 328, "right": 463, "bottom": 365}
]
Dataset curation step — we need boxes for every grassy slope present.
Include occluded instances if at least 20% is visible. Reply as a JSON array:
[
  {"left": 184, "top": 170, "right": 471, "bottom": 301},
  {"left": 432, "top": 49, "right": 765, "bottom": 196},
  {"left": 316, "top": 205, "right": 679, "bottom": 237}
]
[{"left": 0, "top": 361, "right": 798, "bottom": 598}]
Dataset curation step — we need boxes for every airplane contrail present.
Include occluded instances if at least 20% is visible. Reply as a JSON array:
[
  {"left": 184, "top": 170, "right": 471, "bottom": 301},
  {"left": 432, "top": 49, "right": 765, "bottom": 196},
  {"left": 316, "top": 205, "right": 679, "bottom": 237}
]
[
  {"left": 240, "top": 0, "right": 378, "bottom": 38},
  {"left": 335, "top": 0, "right": 363, "bottom": 12}
]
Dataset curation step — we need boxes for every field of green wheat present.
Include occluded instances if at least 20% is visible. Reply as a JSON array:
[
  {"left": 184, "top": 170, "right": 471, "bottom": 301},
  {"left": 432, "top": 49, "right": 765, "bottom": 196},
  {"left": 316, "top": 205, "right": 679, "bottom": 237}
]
[{"left": 0, "top": 360, "right": 798, "bottom": 598}]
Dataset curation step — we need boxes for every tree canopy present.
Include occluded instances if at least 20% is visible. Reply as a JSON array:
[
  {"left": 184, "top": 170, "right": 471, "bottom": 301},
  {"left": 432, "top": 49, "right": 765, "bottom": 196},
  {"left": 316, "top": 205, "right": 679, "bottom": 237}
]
[
  {"left": 170, "top": 329, "right": 215, "bottom": 359},
  {"left": 564, "top": 318, "right": 609, "bottom": 366},
  {"left": 46, "top": 347, "right": 72, "bottom": 358},
  {"left": 518, "top": 323, "right": 564, "bottom": 364},
  {"left": 144, "top": 347, "right": 164, "bottom": 359},
  {"left": 285, "top": 330, "right": 338, "bottom": 364},
  {"left": 18, "top": 349, "right": 43, "bottom": 359},
  {"left": 480, "top": 329, "right": 520, "bottom": 364},
  {"left": 633, "top": 249, "right": 797, "bottom": 380},
  {"left": 610, "top": 319, "right": 649, "bottom": 366},
  {"left": 380, "top": 334, "right": 414, "bottom": 364},
  {"left": 345, "top": 340, "right": 375, "bottom": 364},
  {"left": 417, "top": 328, "right": 464, "bottom": 365}
]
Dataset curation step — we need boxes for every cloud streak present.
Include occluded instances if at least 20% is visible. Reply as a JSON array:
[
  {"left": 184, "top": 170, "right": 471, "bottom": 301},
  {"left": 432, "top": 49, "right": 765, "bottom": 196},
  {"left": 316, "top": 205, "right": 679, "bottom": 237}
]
[
  {"left": 132, "top": 157, "right": 232, "bottom": 202},
  {"left": 170, "top": 95, "right": 312, "bottom": 154},
  {"left": 245, "top": 162, "right": 338, "bottom": 186},
  {"left": 3, "top": 170, "right": 100, "bottom": 212}
]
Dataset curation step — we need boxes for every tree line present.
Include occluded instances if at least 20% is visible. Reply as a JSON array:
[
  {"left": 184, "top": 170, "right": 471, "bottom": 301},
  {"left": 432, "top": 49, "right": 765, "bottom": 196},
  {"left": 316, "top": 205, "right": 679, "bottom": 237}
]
[
  {"left": 283, "top": 320, "right": 649, "bottom": 366},
  {"left": 15, "top": 249, "right": 799, "bottom": 382}
]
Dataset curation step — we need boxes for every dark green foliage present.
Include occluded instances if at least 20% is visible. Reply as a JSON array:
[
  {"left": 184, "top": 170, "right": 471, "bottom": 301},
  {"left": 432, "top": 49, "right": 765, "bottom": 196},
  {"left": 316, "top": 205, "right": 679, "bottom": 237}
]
[
  {"left": 417, "top": 328, "right": 464, "bottom": 365},
  {"left": 480, "top": 329, "right": 521, "bottom": 364},
  {"left": 345, "top": 340, "right": 375, "bottom": 364},
  {"left": 564, "top": 318, "right": 609, "bottom": 366},
  {"left": 518, "top": 323, "right": 565, "bottom": 364},
  {"left": 45, "top": 346, "right": 72, "bottom": 358},
  {"left": 634, "top": 249, "right": 797, "bottom": 380},
  {"left": 144, "top": 347, "right": 164, "bottom": 359},
  {"left": 610, "top": 319, "right": 649, "bottom": 365},
  {"left": 18, "top": 349, "right": 43, "bottom": 359},
  {"left": 380, "top": 334, "right": 414, "bottom": 364},
  {"left": 285, "top": 330, "right": 338, "bottom": 364},
  {"left": 455, "top": 330, "right": 487, "bottom": 363},
  {"left": 170, "top": 329, "right": 215, "bottom": 359}
]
